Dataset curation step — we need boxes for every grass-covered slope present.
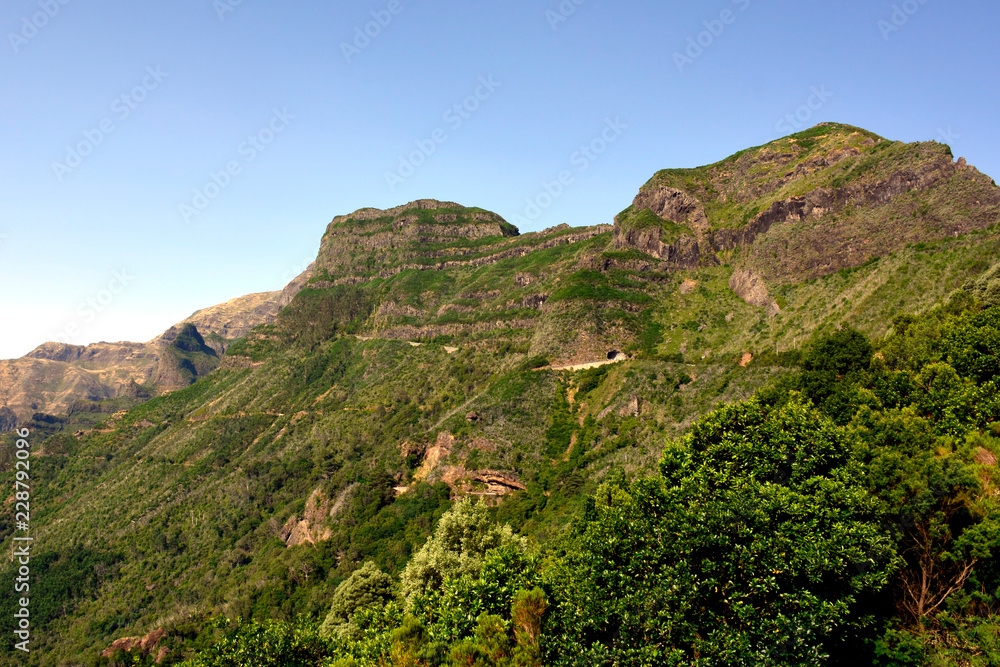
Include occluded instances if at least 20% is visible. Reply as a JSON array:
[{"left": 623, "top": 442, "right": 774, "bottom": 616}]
[
  {"left": 3, "top": 124, "right": 1000, "bottom": 665},
  {"left": 615, "top": 123, "right": 1000, "bottom": 282},
  {"left": 122, "top": 272, "right": 1000, "bottom": 667},
  {"left": 0, "top": 296, "right": 782, "bottom": 665}
]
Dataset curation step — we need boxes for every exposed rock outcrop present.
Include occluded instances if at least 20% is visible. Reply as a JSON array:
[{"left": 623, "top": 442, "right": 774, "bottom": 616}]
[
  {"left": 101, "top": 628, "right": 166, "bottom": 662},
  {"left": 728, "top": 270, "right": 780, "bottom": 316},
  {"left": 613, "top": 126, "right": 1000, "bottom": 283},
  {"left": 613, "top": 224, "right": 703, "bottom": 266},
  {"left": 281, "top": 488, "right": 334, "bottom": 546},
  {"left": 402, "top": 432, "right": 525, "bottom": 500},
  {"left": 631, "top": 186, "right": 710, "bottom": 233}
]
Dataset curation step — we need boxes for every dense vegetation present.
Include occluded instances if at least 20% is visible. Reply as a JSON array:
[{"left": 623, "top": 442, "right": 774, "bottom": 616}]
[
  {"left": 155, "top": 295, "right": 1000, "bottom": 666},
  {"left": 5, "top": 264, "right": 1000, "bottom": 666}
]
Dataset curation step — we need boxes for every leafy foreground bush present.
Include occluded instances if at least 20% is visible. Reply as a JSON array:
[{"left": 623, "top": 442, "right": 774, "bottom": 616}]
[
  {"left": 543, "top": 397, "right": 899, "bottom": 666},
  {"left": 320, "top": 562, "right": 396, "bottom": 639}
]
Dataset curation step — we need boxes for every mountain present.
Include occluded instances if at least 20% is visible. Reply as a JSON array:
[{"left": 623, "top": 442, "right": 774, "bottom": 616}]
[
  {"left": 0, "top": 264, "right": 315, "bottom": 425},
  {"left": 615, "top": 123, "right": 998, "bottom": 278},
  {"left": 6, "top": 123, "right": 997, "bottom": 427},
  {"left": 2, "top": 123, "right": 999, "bottom": 666}
]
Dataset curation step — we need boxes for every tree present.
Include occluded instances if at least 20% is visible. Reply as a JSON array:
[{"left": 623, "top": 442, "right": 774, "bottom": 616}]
[
  {"left": 179, "top": 618, "right": 330, "bottom": 667},
  {"left": 511, "top": 587, "right": 547, "bottom": 665},
  {"left": 320, "top": 561, "right": 396, "bottom": 638},
  {"left": 964, "top": 262, "right": 1000, "bottom": 307},
  {"left": 401, "top": 498, "right": 527, "bottom": 605},
  {"left": 942, "top": 307, "right": 1000, "bottom": 384},
  {"left": 543, "top": 397, "right": 900, "bottom": 666},
  {"left": 802, "top": 326, "right": 873, "bottom": 377}
]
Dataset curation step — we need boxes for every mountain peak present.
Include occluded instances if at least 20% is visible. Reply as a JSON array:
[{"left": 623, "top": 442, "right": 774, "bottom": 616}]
[
  {"left": 315, "top": 202, "right": 519, "bottom": 281},
  {"left": 327, "top": 200, "right": 516, "bottom": 233},
  {"left": 614, "top": 122, "right": 999, "bottom": 283}
]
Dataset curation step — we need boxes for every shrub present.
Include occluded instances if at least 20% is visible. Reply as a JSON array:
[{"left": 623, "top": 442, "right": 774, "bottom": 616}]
[{"left": 320, "top": 561, "right": 396, "bottom": 638}]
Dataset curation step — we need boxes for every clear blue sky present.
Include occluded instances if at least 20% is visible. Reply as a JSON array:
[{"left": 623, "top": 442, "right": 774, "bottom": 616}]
[{"left": 1, "top": 0, "right": 997, "bottom": 359}]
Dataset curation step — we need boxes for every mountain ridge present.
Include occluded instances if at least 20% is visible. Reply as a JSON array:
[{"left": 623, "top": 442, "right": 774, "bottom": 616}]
[
  {"left": 4, "top": 123, "right": 1000, "bottom": 665},
  {"left": 0, "top": 263, "right": 316, "bottom": 422},
  {"left": 4, "top": 121, "right": 991, "bottom": 449},
  {"left": 3, "top": 123, "right": 998, "bottom": 426}
]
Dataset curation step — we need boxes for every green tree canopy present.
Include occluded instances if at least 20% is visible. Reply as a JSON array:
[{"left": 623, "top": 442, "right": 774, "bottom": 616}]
[
  {"left": 401, "top": 498, "right": 528, "bottom": 605},
  {"left": 544, "top": 397, "right": 899, "bottom": 666},
  {"left": 321, "top": 561, "right": 397, "bottom": 638}
]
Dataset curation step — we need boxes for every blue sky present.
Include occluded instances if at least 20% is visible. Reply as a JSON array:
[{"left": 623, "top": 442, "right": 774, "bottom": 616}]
[{"left": 1, "top": 0, "right": 997, "bottom": 359}]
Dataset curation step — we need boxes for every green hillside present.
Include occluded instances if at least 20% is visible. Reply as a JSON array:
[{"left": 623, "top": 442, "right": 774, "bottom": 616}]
[{"left": 2, "top": 124, "right": 1000, "bottom": 666}]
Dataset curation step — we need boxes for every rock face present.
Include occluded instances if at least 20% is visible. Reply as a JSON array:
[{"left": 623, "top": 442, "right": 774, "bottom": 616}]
[
  {"left": 25, "top": 342, "right": 87, "bottom": 363},
  {"left": 315, "top": 200, "right": 517, "bottom": 279},
  {"left": 26, "top": 341, "right": 149, "bottom": 365},
  {"left": 281, "top": 488, "right": 334, "bottom": 546},
  {"left": 0, "top": 265, "right": 314, "bottom": 425},
  {"left": 612, "top": 123, "right": 1000, "bottom": 291},
  {"left": 101, "top": 628, "right": 167, "bottom": 662},
  {"left": 153, "top": 324, "right": 220, "bottom": 391},
  {"left": 313, "top": 199, "right": 610, "bottom": 286},
  {"left": 728, "top": 270, "right": 780, "bottom": 316},
  {"left": 613, "top": 223, "right": 703, "bottom": 265},
  {"left": 631, "top": 186, "right": 710, "bottom": 233},
  {"left": 401, "top": 432, "right": 526, "bottom": 501}
]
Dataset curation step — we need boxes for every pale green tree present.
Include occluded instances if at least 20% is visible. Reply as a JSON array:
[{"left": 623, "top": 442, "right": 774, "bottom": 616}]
[{"left": 400, "top": 497, "right": 527, "bottom": 604}]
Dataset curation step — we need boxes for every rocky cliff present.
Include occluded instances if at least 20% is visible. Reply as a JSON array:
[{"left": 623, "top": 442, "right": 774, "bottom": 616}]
[{"left": 613, "top": 123, "right": 1000, "bottom": 286}]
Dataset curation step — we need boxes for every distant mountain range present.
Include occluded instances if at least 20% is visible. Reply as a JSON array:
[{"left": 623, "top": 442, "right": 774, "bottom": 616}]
[{"left": 0, "top": 263, "right": 314, "bottom": 423}]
